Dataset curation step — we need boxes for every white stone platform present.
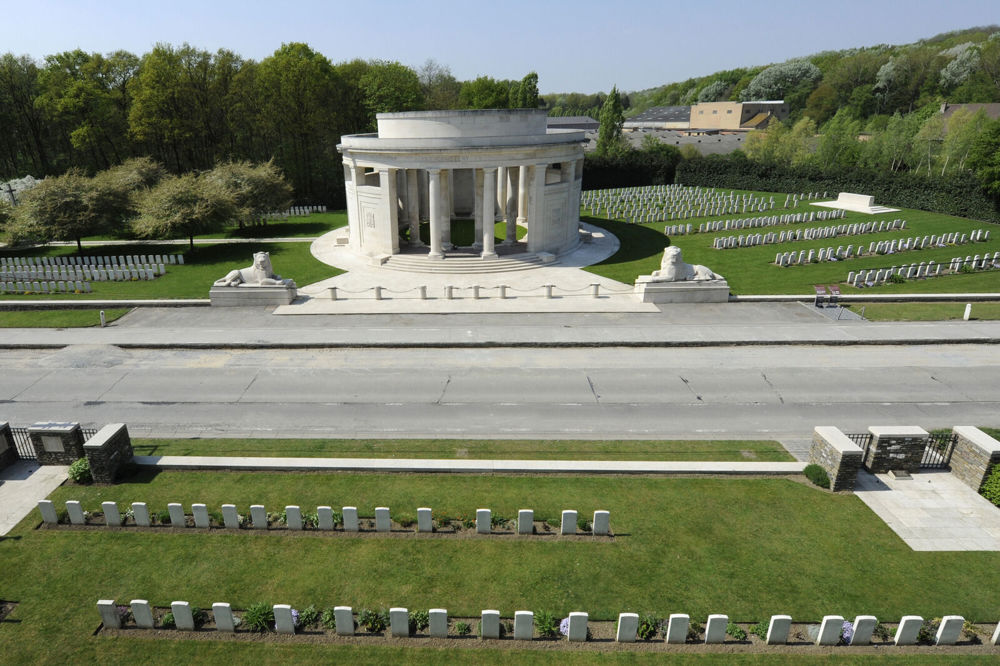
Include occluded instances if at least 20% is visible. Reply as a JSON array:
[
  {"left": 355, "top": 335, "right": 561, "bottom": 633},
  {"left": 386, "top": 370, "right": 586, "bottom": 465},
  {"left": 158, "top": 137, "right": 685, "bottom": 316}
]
[
  {"left": 275, "top": 223, "right": 659, "bottom": 314},
  {"left": 811, "top": 192, "right": 899, "bottom": 215}
]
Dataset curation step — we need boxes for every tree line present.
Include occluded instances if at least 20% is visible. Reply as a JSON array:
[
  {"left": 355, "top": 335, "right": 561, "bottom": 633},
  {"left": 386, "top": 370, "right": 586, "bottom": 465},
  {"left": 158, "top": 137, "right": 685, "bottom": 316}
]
[{"left": 0, "top": 43, "right": 540, "bottom": 206}]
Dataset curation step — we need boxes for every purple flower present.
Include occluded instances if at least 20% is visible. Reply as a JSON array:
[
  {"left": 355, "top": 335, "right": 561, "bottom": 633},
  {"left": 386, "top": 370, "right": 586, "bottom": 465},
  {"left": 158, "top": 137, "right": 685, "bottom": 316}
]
[
  {"left": 559, "top": 617, "right": 570, "bottom": 636},
  {"left": 841, "top": 620, "right": 854, "bottom": 644},
  {"left": 291, "top": 608, "right": 300, "bottom": 627}
]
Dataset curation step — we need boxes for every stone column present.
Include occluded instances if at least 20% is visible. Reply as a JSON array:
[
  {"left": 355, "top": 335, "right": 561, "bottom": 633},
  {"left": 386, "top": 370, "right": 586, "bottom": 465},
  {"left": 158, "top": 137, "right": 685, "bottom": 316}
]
[
  {"left": 950, "top": 426, "right": 1000, "bottom": 492},
  {"left": 866, "top": 426, "right": 928, "bottom": 474},
  {"left": 516, "top": 164, "right": 528, "bottom": 226},
  {"left": 379, "top": 168, "right": 400, "bottom": 255},
  {"left": 0, "top": 421, "right": 16, "bottom": 471},
  {"left": 83, "top": 423, "right": 134, "bottom": 484},
  {"left": 481, "top": 167, "right": 498, "bottom": 259},
  {"left": 473, "top": 169, "right": 484, "bottom": 251},
  {"left": 442, "top": 169, "right": 453, "bottom": 250},
  {"left": 526, "top": 164, "right": 547, "bottom": 252},
  {"left": 505, "top": 167, "right": 519, "bottom": 245},
  {"left": 406, "top": 169, "right": 422, "bottom": 246},
  {"left": 810, "top": 426, "right": 864, "bottom": 491},
  {"left": 427, "top": 169, "right": 443, "bottom": 260}
]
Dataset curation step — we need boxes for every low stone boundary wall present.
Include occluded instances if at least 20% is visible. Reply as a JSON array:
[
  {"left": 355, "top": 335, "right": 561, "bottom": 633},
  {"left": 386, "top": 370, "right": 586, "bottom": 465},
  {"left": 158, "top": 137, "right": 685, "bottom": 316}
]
[
  {"left": 950, "top": 426, "right": 1000, "bottom": 492},
  {"left": 97, "top": 599, "right": 1000, "bottom": 647},
  {"left": 38, "top": 500, "right": 611, "bottom": 536},
  {"left": 809, "top": 427, "right": 863, "bottom": 491},
  {"left": 0, "top": 421, "right": 16, "bottom": 471},
  {"left": 83, "top": 423, "right": 134, "bottom": 484},
  {"left": 28, "top": 422, "right": 84, "bottom": 465},
  {"left": 866, "top": 426, "right": 928, "bottom": 474}
]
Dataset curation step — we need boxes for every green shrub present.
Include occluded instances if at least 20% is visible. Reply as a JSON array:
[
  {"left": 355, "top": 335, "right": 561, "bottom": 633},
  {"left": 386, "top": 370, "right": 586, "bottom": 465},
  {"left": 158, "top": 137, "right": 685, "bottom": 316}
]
[
  {"left": 68, "top": 458, "right": 92, "bottom": 484},
  {"left": 191, "top": 606, "right": 207, "bottom": 629},
  {"left": 242, "top": 602, "right": 274, "bottom": 633},
  {"left": 155, "top": 509, "right": 171, "bottom": 525},
  {"left": 749, "top": 620, "right": 768, "bottom": 641},
  {"left": 490, "top": 513, "right": 510, "bottom": 529},
  {"left": 887, "top": 273, "right": 906, "bottom": 284},
  {"left": 535, "top": 610, "right": 559, "bottom": 637},
  {"left": 395, "top": 513, "right": 416, "bottom": 528},
  {"left": 161, "top": 611, "right": 175, "bottom": 629},
  {"left": 962, "top": 619, "right": 982, "bottom": 643},
  {"left": 298, "top": 604, "right": 320, "bottom": 628},
  {"left": 873, "top": 622, "right": 892, "bottom": 641},
  {"left": 329, "top": 509, "right": 343, "bottom": 526},
  {"left": 358, "top": 608, "right": 389, "bottom": 633},
  {"left": 455, "top": 621, "right": 471, "bottom": 636},
  {"left": 917, "top": 618, "right": 941, "bottom": 645},
  {"left": 980, "top": 464, "right": 1000, "bottom": 507},
  {"left": 577, "top": 516, "right": 591, "bottom": 532},
  {"left": 302, "top": 511, "right": 319, "bottom": 528},
  {"left": 804, "top": 463, "right": 831, "bottom": 489},
  {"left": 727, "top": 621, "right": 747, "bottom": 641},
  {"left": 636, "top": 614, "right": 661, "bottom": 640},
  {"left": 409, "top": 609, "right": 429, "bottom": 633},
  {"left": 687, "top": 620, "right": 704, "bottom": 642},
  {"left": 320, "top": 607, "right": 337, "bottom": 631}
]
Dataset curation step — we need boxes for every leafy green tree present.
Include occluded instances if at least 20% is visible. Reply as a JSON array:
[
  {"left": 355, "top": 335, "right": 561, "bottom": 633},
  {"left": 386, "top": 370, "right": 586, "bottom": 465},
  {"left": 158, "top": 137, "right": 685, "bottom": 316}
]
[
  {"left": 0, "top": 53, "right": 54, "bottom": 175},
  {"left": 940, "top": 108, "right": 989, "bottom": 173},
  {"left": 458, "top": 76, "right": 511, "bottom": 109},
  {"left": 740, "top": 60, "right": 822, "bottom": 102},
  {"left": 359, "top": 60, "right": 423, "bottom": 125},
  {"left": 804, "top": 83, "right": 838, "bottom": 124},
  {"left": 697, "top": 80, "right": 730, "bottom": 103},
  {"left": 815, "top": 109, "right": 862, "bottom": 169},
  {"left": 206, "top": 160, "right": 292, "bottom": 224},
  {"left": 596, "top": 86, "right": 628, "bottom": 157},
  {"left": 418, "top": 59, "right": 460, "bottom": 110},
  {"left": 133, "top": 172, "right": 236, "bottom": 248},
  {"left": 512, "top": 72, "right": 539, "bottom": 108},
  {"left": 967, "top": 117, "right": 1000, "bottom": 196},
  {"left": 91, "top": 156, "right": 166, "bottom": 227}
]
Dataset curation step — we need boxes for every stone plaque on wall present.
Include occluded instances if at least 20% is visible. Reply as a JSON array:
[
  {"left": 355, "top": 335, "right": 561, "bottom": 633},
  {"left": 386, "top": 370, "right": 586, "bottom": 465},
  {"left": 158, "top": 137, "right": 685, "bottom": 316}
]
[{"left": 42, "top": 436, "right": 64, "bottom": 453}]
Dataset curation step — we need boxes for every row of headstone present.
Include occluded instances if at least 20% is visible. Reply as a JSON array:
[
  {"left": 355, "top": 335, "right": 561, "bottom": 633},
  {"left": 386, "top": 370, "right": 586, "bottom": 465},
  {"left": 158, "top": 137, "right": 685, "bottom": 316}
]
[
  {"left": 783, "top": 192, "right": 827, "bottom": 208},
  {"left": 0, "top": 253, "right": 183, "bottom": 268},
  {"left": 716, "top": 219, "right": 901, "bottom": 250},
  {"left": 0, "top": 280, "right": 91, "bottom": 295},
  {"left": 287, "top": 205, "right": 326, "bottom": 216},
  {"left": 1, "top": 264, "right": 164, "bottom": 282},
  {"left": 98, "top": 599, "right": 996, "bottom": 647},
  {"left": 848, "top": 251, "right": 1000, "bottom": 288},
  {"left": 699, "top": 209, "right": 848, "bottom": 235},
  {"left": 664, "top": 224, "right": 693, "bottom": 237},
  {"left": 870, "top": 230, "right": 988, "bottom": 256},
  {"left": 582, "top": 184, "right": 778, "bottom": 222},
  {"left": 42, "top": 501, "right": 610, "bottom": 536}
]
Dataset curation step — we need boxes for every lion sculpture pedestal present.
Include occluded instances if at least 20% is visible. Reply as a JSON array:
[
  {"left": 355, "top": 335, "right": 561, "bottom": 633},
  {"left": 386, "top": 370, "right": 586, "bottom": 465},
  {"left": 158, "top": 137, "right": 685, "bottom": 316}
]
[
  {"left": 634, "top": 246, "right": 729, "bottom": 303},
  {"left": 209, "top": 252, "right": 298, "bottom": 306}
]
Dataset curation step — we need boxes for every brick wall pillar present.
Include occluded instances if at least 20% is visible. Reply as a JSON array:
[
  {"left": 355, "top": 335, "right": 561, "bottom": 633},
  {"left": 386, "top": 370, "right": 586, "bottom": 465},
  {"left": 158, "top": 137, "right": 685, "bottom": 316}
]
[
  {"left": 950, "top": 426, "right": 1000, "bottom": 492},
  {"left": 0, "top": 421, "right": 17, "bottom": 470},
  {"left": 83, "top": 423, "right": 134, "bottom": 484},
  {"left": 865, "top": 426, "right": 928, "bottom": 474},
  {"left": 810, "top": 426, "right": 864, "bottom": 491},
  {"left": 28, "top": 422, "right": 85, "bottom": 465}
]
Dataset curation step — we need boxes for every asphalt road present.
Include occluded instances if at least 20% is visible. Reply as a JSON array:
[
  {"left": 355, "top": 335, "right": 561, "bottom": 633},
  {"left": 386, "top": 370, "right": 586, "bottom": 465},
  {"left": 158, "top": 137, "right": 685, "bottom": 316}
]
[{"left": 1, "top": 344, "right": 996, "bottom": 440}]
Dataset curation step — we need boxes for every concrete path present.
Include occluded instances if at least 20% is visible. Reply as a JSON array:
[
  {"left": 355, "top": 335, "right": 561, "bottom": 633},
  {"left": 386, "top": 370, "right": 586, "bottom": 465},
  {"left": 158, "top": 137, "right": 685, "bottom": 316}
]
[
  {"left": 135, "top": 455, "right": 805, "bottom": 475},
  {"left": 0, "top": 461, "right": 68, "bottom": 536},
  {"left": 854, "top": 469, "right": 1000, "bottom": 551}
]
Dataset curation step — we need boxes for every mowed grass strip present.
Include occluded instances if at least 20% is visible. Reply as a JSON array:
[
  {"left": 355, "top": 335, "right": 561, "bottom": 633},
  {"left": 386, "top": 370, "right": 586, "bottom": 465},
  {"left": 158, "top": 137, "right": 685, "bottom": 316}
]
[
  {"left": 582, "top": 192, "right": 1000, "bottom": 295},
  {"left": 131, "top": 438, "right": 795, "bottom": 462},
  {"left": 846, "top": 301, "right": 1000, "bottom": 321},
  {"left": 6, "top": 472, "right": 1000, "bottom": 663},
  {"left": 0, "top": 308, "right": 130, "bottom": 327}
]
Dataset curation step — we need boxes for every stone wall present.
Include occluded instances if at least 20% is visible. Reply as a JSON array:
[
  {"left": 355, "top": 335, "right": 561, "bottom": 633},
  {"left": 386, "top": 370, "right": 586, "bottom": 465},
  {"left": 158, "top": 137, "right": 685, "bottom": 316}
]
[
  {"left": 29, "top": 422, "right": 84, "bottom": 465},
  {"left": 950, "top": 426, "right": 1000, "bottom": 492},
  {"left": 865, "top": 426, "right": 928, "bottom": 474},
  {"left": 83, "top": 423, "right": 134, "bottom": 484},
  {"left": 810, "top": 426, "right": 864, "bottom": 491},
  {"left": 0, "top": 421, "right": 17, "bottom": 470}
]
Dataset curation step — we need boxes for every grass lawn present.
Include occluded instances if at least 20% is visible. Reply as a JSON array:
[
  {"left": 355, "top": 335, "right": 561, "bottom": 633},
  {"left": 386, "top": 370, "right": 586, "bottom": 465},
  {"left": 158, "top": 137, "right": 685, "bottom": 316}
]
[
  {"left": 417, "top": 219, "right": 527, "bottom": 246},
  {"left": 0, "top": 241, "right": 340, "bottom": 300},
  {"left": 131, "top": 438, "right": 795, "bottom": 462},
  {"left": 3, "top": 470, "right": 999, "bottom": 663},
  {"left": 0, "top": 308, "right": 130, "bottom": 327},
  {"left": 845, "top": 301, "right": 1000, "bottom": 321},
  {"left": 583, "top": 191, "right": 1000, "bottom": 295},
  {"left": 83, "top": 211, "right": 348, "bottom": 241}
]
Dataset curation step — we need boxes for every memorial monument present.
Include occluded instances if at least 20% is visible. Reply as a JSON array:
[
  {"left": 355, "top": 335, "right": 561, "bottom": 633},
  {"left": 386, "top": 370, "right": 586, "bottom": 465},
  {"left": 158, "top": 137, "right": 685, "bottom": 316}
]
[
  {"left": 209, "top": 251, "right": 297, "bottom": 306},
  {"left": 634, "top": 246, "right": 729, "bottom": 303},
  {"left": 337, "top": 109, "right": 586, "bottom": 266}
]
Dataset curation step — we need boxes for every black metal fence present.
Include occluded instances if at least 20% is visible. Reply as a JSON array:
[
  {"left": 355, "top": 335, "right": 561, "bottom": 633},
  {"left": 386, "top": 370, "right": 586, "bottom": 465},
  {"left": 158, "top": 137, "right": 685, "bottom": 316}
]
[
  {"left": 922, "top": 432, "right": 957, "bottom": 469},
  {"left": 9, "top": 426, "right": 99, "bottom": 461},
  {"left": 845, "top": 432, "right": 873, "bottom": 459}
]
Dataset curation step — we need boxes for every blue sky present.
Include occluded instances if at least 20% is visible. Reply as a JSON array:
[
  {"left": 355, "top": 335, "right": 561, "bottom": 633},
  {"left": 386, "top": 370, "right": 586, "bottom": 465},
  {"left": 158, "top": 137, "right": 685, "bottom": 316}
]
[{"left": 4, "top": 0, "right": 998, "bottom": 93}]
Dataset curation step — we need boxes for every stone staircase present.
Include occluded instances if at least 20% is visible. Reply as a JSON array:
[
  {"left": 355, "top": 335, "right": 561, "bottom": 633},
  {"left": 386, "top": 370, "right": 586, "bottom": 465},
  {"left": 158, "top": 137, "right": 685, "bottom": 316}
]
[{"left": 381, "top": 252, "right": 549, "bottom": 274}]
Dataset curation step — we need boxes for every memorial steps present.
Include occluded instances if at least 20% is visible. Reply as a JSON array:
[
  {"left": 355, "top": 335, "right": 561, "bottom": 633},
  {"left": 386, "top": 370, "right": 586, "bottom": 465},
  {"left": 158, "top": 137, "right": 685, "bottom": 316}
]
[{"left": 381, "top": 251, "right": 548, "bottom": 274}]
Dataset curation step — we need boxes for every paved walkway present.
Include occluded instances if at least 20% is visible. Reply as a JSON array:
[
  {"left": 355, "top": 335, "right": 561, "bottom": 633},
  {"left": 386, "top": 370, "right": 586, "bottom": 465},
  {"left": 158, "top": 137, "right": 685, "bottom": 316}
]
[
  {"left": 0, "top": 461, "right": 68, "bottom": 536},
  {"left": 854, "top": 469, "right": 1000, "bottom": 551},
  {"left": 134, "top": 455, "right": 806, "bottom": 475}
]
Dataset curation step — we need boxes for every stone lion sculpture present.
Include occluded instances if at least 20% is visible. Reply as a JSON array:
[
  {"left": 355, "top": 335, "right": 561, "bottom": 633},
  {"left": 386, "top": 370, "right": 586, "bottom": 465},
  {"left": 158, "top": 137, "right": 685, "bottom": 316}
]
[
  {"left": 650, "top": 246, "right": 723, "bottom": 282},
  {"left": 213, "top": 251, "right": 296, "bottom": 288}
]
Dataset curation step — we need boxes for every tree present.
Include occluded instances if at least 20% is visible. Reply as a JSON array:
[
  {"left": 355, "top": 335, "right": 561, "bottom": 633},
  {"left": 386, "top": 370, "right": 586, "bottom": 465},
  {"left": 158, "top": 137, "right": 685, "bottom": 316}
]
[
  {"left": 513, "top": 72, "right": 539, "bottom": 108},
  {"left": 740, "top": 60, "right": 822, "bottom": 102},
  {"left": 596, "top": 85, "right": 628, "bottom": 157},
  {"left": 941, "top": 108, "right": 989, "bottom": 173},
  {"left": 815, "top": 109, "right": 861, "bottom": 169},
  {"left": 133, "top": 172, "right": 236, "bottom": 248},
  {"left": 91, "top": 156, "right": 166, "bottom": 228},
  {"left": 967, "top": 117, "right": 1000, "bottom": 196},
  {"left": 697, "top": 80, "right": 730, "bottom": 103},
  {"left": 206, "top": 160, "right": 292, "bottom": 224},
  {"left": 458, "top": 76, "right": 511, "bottom": 109},
  {"left": 804, "top": 83, "right": 839, "bottom": 124},
  {"left": 359, "top": 60, "right": 424, "bottom": 126},
  {"left": 418, "top": 59, "right": 460, "bottom": 110}
]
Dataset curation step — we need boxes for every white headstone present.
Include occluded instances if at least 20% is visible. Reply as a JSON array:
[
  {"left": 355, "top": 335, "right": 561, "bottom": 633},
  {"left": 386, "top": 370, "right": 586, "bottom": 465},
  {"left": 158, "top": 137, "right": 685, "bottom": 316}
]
[
  {"left": 935, "top": 615, "right": 964, "bottom": 645},
  {"left": 172, "top": 601, "right": 194, "bottom": 631},
  {"left": 213, "top": 602, "right": 235, "bottom": 632},
  {"left": 375, "top": 507, "right": 390, "bottom": 532},
  {"left": 517, "top": 509, "right": 534, "bottom": 534},
  {"left": 429, "top": 608, "right": 448, "bottom": 638},
  {"left": 274, "top": 604, "right": 296, "bottom": 634},
  {"left": 222, "top": 504, "right": 239, "bottom": 529},
  {"left": 417, "top": 507, "right": 433, "bottom": 532},
  {"left": 894, "top": 615, "right": 923, "bottom": 645},
  {"left": 192, "top": 503, "right": 210, "bottom": 528},
  {"left": 666, "top": 613, "right": 689, "bottom": 644},
  {"left": 132, "top": 599, "right": 154, "bottom": 629},
  {"left": 616, "top": 612, "right": 638, "bottom": 642},
  {"left": 250, "top": 504, "right": 267, "bottom": 529},
  {"left": 343, "top": 506, "right": 359, "bottom": 532},
  {"left": 568, "top": 612, "right": 588, "bottom": 642},
  {"left": 481, "top": 610, "right": 500, "bottom": 639},
  {"left": 335, "top": 606, "right": 355, "bottom": 635},
  {"left": 38, "top": 500, "right": 58, "bottom": 524},
  {"left": 168, "top": 503, "right": 186, "bottom": 528},
  {"left": 705, "top": 614, "right": 728, "bottom": 644},
  {"left": 816, "top": 615, "right": 843, "bottom": 645},
  {"left": 593, "top": 510, "right": 610, "bottom": 536},
  {"left": 992, "top": 620, "right": 1000, "bottom": 645},
  {"left": 561, "top": 510, "right": 577, "bottom": 535},
  {"left": 317, "top": 506, "right": 334, "bottom": 530},
  {"left": 766, "top": 614, "right": 791, "bottom": 644},
  {"left": 66, "top": 500, "right": 85, "bottom": 525},
  {"left": 514, "top": 611, "right": 533, "bottom": 640},
  {"left": 476, "top": 508, "right": 491, "bottom": 534},
  {"left": 285, "top": 505, "right": 302, "bottom": 530},
  {"left": 97, "top": 599, "right": 121, "bottom": 628},
  {"left": 102, "top": 501, "right": 121, "bottom": 527}
]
